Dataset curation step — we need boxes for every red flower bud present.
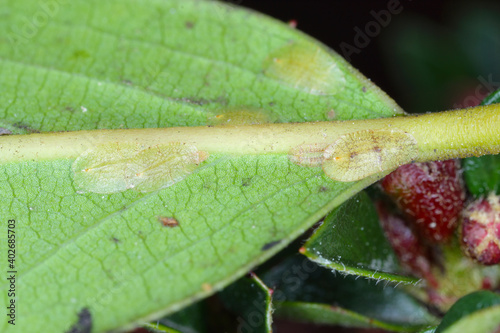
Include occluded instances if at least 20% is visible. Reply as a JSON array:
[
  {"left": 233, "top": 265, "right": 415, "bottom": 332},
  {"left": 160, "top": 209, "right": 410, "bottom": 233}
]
[
  {"left": 381, "top": 160, "right": 466, "bottom": 243},
  {"left": 376, "top": 202, "right": 439, "bottom": 287},
  {"left": 460, "top": 192, "right": 500, "bottom": 265}
]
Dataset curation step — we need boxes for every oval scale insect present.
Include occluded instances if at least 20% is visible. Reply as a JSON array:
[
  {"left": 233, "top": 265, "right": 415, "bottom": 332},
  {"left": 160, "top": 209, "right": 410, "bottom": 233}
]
[
  {"left": 72, "top": 142, "right": 209, "bottom": 194},
  {"left": 322, "top": 129, "right": 418, "bottom": 182},
  {"left": 263, "top": 41, "right": 346, "bottom": 96},
  {"left": 207, "top": 107, "right": 276, "bottom": 126}
]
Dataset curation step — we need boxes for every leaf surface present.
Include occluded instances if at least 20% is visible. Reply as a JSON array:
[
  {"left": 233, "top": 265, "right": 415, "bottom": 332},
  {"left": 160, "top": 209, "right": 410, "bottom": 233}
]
[{"left": 436, "top": 291, "right": 500, "bottom": 333}]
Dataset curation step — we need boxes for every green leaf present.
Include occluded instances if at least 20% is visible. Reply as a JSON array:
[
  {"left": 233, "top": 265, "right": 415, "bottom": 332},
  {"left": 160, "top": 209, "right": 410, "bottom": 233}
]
[
  {"left": 0, "top": 1, "right": 404, "bottom": 332},
  {"left": 219, "top": 273, "right": 273, "bottom": 333},
  {"left": 436, "top": 291, "right": 500, "bottom": 333},
  {"left": 149, "top": 301, "right": 208, "bottom": 333},
  {"left": 260, "top": 255, "right": 437, "bottom": 328},
  {"left": 462, "top": 155, "right": 500, "bottom": 196},
  {"left": 302, "top": 191, "right": 418, "bottom": 283},
  {"left": 462, "top": 88, "right": 500, "bottom": 196},
  {"left": 144, "top": 322, "right": 183, "bottom": 333},
  {"left": 274, "top": 301, "right": 428, "bottom": 332}
]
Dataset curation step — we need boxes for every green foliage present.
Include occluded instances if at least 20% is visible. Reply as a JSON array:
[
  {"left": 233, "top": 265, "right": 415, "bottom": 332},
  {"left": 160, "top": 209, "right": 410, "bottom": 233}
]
[
  {"left": 219, "top": 274, "right": 273, "bottom": 333},
  {"left": 435, "top": 291, "right": 500, "bottom": 333},
  {"left": 302, "top": 192, "right": 417, "bottom": 283},
  {"left": 462, "top": 88, "right": 500, "bottom": 196},
  {"left": 259, "top": 255, "right": 437, "bottom": 331}
]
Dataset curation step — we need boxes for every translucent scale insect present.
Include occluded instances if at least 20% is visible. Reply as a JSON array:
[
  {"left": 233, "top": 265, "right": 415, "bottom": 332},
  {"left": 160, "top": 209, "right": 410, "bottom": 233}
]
[
  {"left": 207, "top": 108, "right": 275, "bottom": 126},
  {"left": 288, "top": 129, "right": 418, "bottom": 182},
  {"left": 263, "top": 41, "right": 346, "bottom": 96},
  {"left": 72, "top": 142, "right": 209, "bottom": 194},
  {"left": 288, "top": 143, "right": 329, "bottom": 167},
  {"left": 322, "top": 129, "right": 418, "bottom": 182}
]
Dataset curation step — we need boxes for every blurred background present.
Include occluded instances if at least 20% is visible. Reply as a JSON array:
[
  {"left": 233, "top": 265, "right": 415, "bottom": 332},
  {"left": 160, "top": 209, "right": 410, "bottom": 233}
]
[{"left": 235, "top": 0, "right": 500, "bottom": 114}]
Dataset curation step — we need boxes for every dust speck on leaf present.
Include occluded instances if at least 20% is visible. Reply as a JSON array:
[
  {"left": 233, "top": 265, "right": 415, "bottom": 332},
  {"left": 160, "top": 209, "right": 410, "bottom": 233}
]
[
  {"left": 185, "top": 21, "right": 195, "bottom": 29},
  {"left": 66, "top": 308, "right": 92, "bottom": 333},
  {"left": 158, "top": 216, "right": 179, "bottom": 228},
  {"left": 241, "top": 177, "right": 252, "bottom": 187},
  {"left": 326, "top": 109, "right": 336, "bottom": 120},
  {"left": 201, "top": 283, "right": 212, "bottom": 292}
]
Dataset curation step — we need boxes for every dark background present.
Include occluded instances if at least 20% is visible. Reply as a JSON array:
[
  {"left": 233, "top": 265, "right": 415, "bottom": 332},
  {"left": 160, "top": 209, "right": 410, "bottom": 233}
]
[{"left": 226, "top": 0, "right": 500, "bottom": 113}]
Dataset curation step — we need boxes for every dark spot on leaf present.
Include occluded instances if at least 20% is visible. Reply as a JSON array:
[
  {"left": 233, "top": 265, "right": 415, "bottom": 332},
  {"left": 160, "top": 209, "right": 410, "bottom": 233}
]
[
  {"left": 121, "top": 79, "right": 133, "bottom": 85},
  {"left": 185, "top": 21, "right": 195, "bottom": 29},
  {"left": 373, "top": 146, "right": 382, "bottom": 153},
  {"left": 173, "top": 96, "right": 228, "bottom": 106},
  {"left": 350, "top": 151, "right": 358, "bottom": 158},
  {"left": 319, "top": 186, "right": 329, "bottom": 192},
  {"left": 13, "top": 122, "right": 40, "bottom": 133},
  {"left": 241, "top": 177, "right": 252, "bottom": 187},
  {"left": 72, "top": 49, "right": 91, "bottom": 59},
  {"left": 326, "top": 109, "right": 337, "bottom": 120},
  {"left": 64, "top": 106, "right": 75, "bottom": 112},
  {"left": 66, "top": 308, "right": 92, "bottom": 333},
  {"left": 0, "top": 128, "right": 12, "bottom": 135},
  {"left": 362, "top": 86, "right": 367, "bottom": 93},
  {"left": 111, "top": 237, "right": 120, "bottom": 243},
  {"left": 261, "top": 240, "right": 281, "bottom": 251},
  {"left": 268, "top": 102, "right": 275, "bottom": 106},
  {"left": 158, "top": 216, "right": 179, "bottom": 228}
]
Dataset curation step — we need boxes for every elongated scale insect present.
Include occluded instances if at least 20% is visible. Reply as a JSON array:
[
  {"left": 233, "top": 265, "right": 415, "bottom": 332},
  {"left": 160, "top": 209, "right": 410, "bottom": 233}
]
[
  {"left": 322, "top": 129, "right": 418, "bottom": 182},
  {"left": 263, "top": 41, "right": 346, "bottom": 96},
  {"left": 208, "top": 108, "right": 275, "bottom": 126},
  {"left": 288, "top": 143, "right": 330, "bottom": 167},
  {"left": 72, "top": 142, "right": 209, "bottom": 194}
]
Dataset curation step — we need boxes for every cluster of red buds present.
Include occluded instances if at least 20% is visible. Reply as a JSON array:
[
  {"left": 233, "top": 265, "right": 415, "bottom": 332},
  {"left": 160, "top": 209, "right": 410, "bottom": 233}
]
[{"left": 377, "top": 159, "right": 500, "bottom": 288}]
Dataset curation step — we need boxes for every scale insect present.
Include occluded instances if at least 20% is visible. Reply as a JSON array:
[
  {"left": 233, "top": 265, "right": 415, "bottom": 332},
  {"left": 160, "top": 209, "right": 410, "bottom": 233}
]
[
  {"left": 263, "top": 41, "right": 346, "bottom": 96},
  {"left": 207, "top": 108, "right": 276, "bottom": 126},
  {"left": 322, "top": 129, "right": 419, "bottom": 182},
  {"left": 72, "top": 142, "right": 209, "bottom": 194},
  {"left": 288, "top": 129, "right": 418, "bottom": 182},
  {"left": 288, "top": 143, "right": 329, "bottom": 167}
]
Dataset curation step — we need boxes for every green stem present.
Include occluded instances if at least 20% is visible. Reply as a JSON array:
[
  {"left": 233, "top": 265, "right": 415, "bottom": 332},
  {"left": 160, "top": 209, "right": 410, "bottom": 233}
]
[{"left": 1, "top": 104, "right": 499, "bottom": 164}]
